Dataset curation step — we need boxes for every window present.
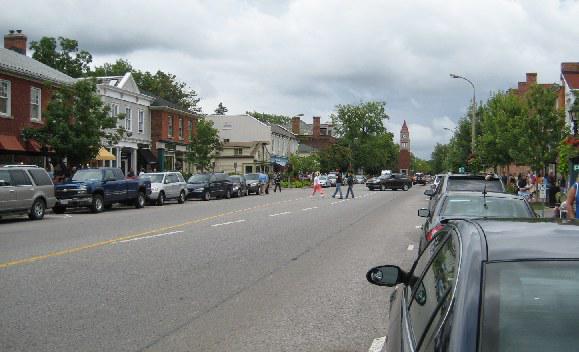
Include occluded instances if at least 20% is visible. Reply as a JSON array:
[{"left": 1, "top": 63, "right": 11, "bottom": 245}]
[
  {"left": 245, "top": 165, "right": 253, "bottom": 173},
  {"left": 223, "top": 138, "right": 229, "bottom": 143},
  {"left": 234, "top": 148, "right": 243, "bottom": 156},
  {"left": 179, "top": 117, "right": 183, "bottom": 139},
  {"left": 125, "top": 107, "right": 132, "bottom": 131},
  {"left": 9, "top": 170, "right": 33, "bottom": 186},
  {"left": 0, "top": 79, "right": 11, "bottom": 116},
  {"left": 168, "top": 115, "right": 173, "bottom": 137},
  {"left": 30, "top": 87, "right": 41, "bottom": 121},
  {"left": 110, "top": 103, "right": 119, "bottom": 117},
  {"left": 138, "top": 110, "right": 144, "bottom": 133},
  {"left": 0, "top": 170, "right": 12, "bottom": 186},
  {"left": 188, "top": 120, "right": 193, "bottom": 141},
  {"left": 28, "top": 169, "right": 53, "bottom": 186}
]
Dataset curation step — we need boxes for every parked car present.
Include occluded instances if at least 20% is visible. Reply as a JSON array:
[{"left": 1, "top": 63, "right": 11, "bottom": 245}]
[
  {"left": 318, "top": 175, "right": 330, "bottom": 188},
  {"left": 354, "top": 175, "right": 366, "bottom": 184},
  {"left": 244, "top": 173, "right": 267, "bottom": 195},
  {"left": 187, "top": 173, "right": 233, "bottom": 201},
  {"left": 417, "top": 191, "right": 536, "bottom": 252},
  {"left": 366, "top": 173, "right": 412, "bottom": 191},
  {"left": 53, "top": 168, "right": 151, "bottom": 213},
  {"left": 413, "top": 172, "right": 426, "bottom": 185},
  {"left": 141, "top": 172, "right": 187, "bottom": 205},
  {"left": 366, "top": 218, "right": 579, "bottom": 352},
  {"left": 228, "top": 175, "right": 248, "bottom": 197},
  {"left": 0, "top": 165, "right": 56, "bottom": 220},
  {"left": 327, "top": 174, "right": 337, "bottom": 187}
]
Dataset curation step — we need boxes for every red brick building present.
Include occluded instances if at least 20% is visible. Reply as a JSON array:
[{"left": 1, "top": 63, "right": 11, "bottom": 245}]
[
  {"left": 0, "top": 30, "right": 75, "bottom": 166},
  {"left": 289, "top": 116, "right": 336, "bottom": 154},
  {"left": 510, "top": 72, "right": 565, "bottom": 108},
  {"left": 399, "top": 120, "right": 410, "bottom": 174},
  {"left": 149, "top": 97, "right": 197, "bottom": 172}
]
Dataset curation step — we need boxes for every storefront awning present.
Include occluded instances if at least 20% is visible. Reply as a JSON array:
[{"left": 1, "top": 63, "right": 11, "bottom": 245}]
[
  {"left": 0, "top": 135, "right": 25, "bottom": 152},
  {"left": 138, "top": 148, "right": 158, "bottom": 164},
  {"left": 270, "top": 155, "right": 288, "bottom": 166},
  {"left": 95, "top": 147, "right": 116, "bottom": 161}
]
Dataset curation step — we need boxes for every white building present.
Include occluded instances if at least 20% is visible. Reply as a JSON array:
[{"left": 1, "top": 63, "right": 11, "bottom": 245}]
[{"left": 267, "top": 122, "right": 298, "bottom": 169}]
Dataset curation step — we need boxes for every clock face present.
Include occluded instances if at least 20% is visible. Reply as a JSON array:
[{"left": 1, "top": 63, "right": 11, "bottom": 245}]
[{"left": 402, "top": 133, "right": 408, "bottom": 139}]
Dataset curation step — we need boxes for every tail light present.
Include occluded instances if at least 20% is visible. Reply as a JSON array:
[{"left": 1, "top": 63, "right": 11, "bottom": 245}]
[{"left": 425, "top": 224, "right": 445, "bottom": 242}]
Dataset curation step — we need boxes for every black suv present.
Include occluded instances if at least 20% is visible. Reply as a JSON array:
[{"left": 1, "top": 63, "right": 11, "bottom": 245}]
[
  {"left": 366, "top": 173, "right": 412, "bottom": 191},
  {"left": 187, "top": 173, "right": 233, "bottom": 201}
]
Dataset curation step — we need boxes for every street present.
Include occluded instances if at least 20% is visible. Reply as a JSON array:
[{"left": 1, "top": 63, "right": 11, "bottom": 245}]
[{"left": 0, "top": 185, "right": 425, "bottom": 352}]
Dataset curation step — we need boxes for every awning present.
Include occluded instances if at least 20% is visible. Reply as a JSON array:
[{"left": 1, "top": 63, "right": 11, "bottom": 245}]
[
  {"left": 138, "top": 148, "right": 157, "bottom": 164},
  {"left": 0, "top": 135, "right": 25, "bottom": 152},
  {"left": 26, "top": 139, "right": 42, "bottom": 152},
  {"left": 95, "top": 147, "right": 116, "bottom": 161},
  {"left": 270, "top": 155, "right": 288, "bottom": 166}
]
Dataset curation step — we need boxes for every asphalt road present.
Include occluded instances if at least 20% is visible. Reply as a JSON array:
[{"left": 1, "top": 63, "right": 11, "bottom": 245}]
[{"left": 0, "top": 184, "right": 428, "bottom": 352}]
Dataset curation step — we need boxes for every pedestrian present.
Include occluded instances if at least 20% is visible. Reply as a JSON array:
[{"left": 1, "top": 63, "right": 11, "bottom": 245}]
[
  {"left": 547, "top": 172, "right": 556, "bottom": 206},
  {"left": 274, "top": 172, "right": 282, "bottom": 192},
  {"left": 345, "top": 172, "right": 355, "bottom": 199},
  {"left": 332, "top": 170, "right": 343, "bottom": 199},
  {"left": 566, "top": 177, "right": 579, "bottom": 219},
  {"left": 259, "top": 172, "right": 268, "bottom": 195},
  {"left": 311, "top": 171, "right": 324, "bottom": 197},
  {"left": 139, "top": 168, "right": 145, "bottom": 176},
  {"left": 517, "top": 173, "right": 531, "bottom": 200}
]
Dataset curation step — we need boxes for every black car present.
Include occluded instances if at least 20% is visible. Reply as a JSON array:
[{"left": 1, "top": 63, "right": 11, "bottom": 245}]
[
  {"left": 228, "top": 175, "right": 248, "bottom": 197},
  {"left": 367, "top": 219, "right": 579, "bottom": 352},
  {"left": 413, "top": 172, "right": 426, "bottom": 185},
  {"left": 417, "top": 191, "right": 536, "bottom": 252},
  {"left": 187, "top": 173, "right": 233, "bottom": 201},
  {"left": 366, "top": 173, "right": 412, "bottom": 191}
]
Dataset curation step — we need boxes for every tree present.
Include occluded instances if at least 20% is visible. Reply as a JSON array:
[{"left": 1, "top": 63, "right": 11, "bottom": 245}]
[
  {"left": 411, "top": 154, "right": 432, "bottom": 174},
  {"left": 289, "top": 154, "right": 320, "bottom": 177},
  {"left": 30, "top": 36, "right": 92, "bottom": 78},
  {"left": 214, "top": 102, "right": 228, "bottom": 115},
  {"left": 23, "top": 79, "right": 124, "bottom": 167},
  {"left": 318, "top": 144, "right": 352, "bottom": 172},
  {"left": 187, "top": 118, "right": 222, "bottom": 171},
  {"left": 246, "top": 111, "right": 291, "bottom": 125},
  {"left": 430, "top": 143, "right": 449, "bottom": 174},
  {"left": 92, "top": 58, "right": 134, "bottom": 77}
]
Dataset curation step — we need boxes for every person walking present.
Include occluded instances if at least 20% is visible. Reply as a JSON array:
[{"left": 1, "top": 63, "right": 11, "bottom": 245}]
[
  {"left": 259, "top": 172, "right": 268, "bottom": 195},
  {"left": 345, "top": 172, "right": 355, "bottom": 199},
  {"left": 332, "top": 171, "right": 343, "bottom": 199},
  {"left": 517, "top": 173, "right": 531, "bottom": 200},
  {"left": 274, "top": 172, "right": 282, "bottom": 192},
  {"left": 311, "top": 172, "right": 324, "bottom": 197},
  {"left": 566, "top": 177, "right": 579, "bottom": 219}
]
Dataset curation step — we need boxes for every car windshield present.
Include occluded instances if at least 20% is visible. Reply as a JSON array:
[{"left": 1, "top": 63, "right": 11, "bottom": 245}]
[
  {"left": 441, "top": 195, "right": 531, "bottom": 218},
  {"left": 245, "top": 173, "right": 259, "bottom": 180},
  {"left": 446, "top": 178, "right": 504, "bottom": 192},
  {"left": 141, "top": 173, "right": 164, "bottom": 183},
  {"left": 328, "top": 175, "right": 336, "bottom": 179},
  {"left": 319, "top": 176, "right": 327, "bottom": 180},
  {"left": 480, "top": 261, "right": 579, "bottom": 352},
  {"left": 71, "top": 170, "right": 102, "bottom": 182},
  {"left": 188, "top": 174, "right": 209, "bottom": 183},
  {"left": 229, "top": 176, "right": 240, "bottom": 182}
]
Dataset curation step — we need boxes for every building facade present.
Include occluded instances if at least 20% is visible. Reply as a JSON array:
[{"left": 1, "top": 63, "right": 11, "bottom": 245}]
[
  {"left": 268, "top": 123, "right": 298, "bottom": 169},
  {"left": 0, "top": 30, "right": 76, "bottom": 167},
  {"left": 289, "top": 116, "right": 336, "bottom": 151},
  {"left": 399, "top": 120, "right": 411, "bottom": 175},
  {"left": 96, "top": 73, "right": 155, "bottom": 175},
  {"left": 561, "top": 63, "right": 579, "bottom": 184}
]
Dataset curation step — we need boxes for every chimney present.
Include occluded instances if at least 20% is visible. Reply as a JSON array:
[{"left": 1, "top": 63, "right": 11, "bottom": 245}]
[
  {"left": 313, "top": 116, "right": 321, "bottom": 137},
  {"left": 561, "top": 62, "right": 579, "bottom": 73},
  {"left": 4, "top": 29, "right": 27, "bottom": 55},
  {"left": 291, "top": 116, "right": 300, "bottom": 135},
  {"left": 526, "top": 73, "right": 537, "bottom": 84}
]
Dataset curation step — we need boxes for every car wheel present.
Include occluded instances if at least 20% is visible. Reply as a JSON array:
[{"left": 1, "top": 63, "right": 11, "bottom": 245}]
[
  {"left": 91, "top": 194, "right": 104, "bottom": 213},
  {"left": 135, "top": 191, "right": 146, "bottom": 208},
  {"left": 157, "top": 192, "right": 165, "bottom": 206},
  {"left": 203, "top": 191, "right": 211, "bottom": 201},
  {"left": 380, "top": 184, "right": 384, "bottom": 191},
  {"left": 225, "top": 189, "right": 231, "bottom": 199},
  {"left": 29, "top": 198, "right": 46, "bottom": 220},
  {"left": 403, "top": 184, "right": 409, "bottom": 191},
  {"left": 53, "top": 205, "right": 66, "bottom": 214},
  {"left": 237, "top": 189, "right": 242, "bottom": 198},
  {"left": 178, "top": 191, "right": 186, "bottom": 204}
]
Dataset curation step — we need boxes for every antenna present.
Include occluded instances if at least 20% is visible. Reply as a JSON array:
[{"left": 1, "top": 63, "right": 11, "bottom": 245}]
[{"left": 483, "top": 179, "right": 488, "bottom": 209}]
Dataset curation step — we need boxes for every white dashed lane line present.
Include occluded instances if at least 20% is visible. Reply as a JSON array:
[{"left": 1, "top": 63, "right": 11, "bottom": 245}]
[
  {"left": 269, "top": 211, "right": 292, "bottom": 217},
  {"left": 368, "top": 336, "right": 386, "bottom": 352},
  {"left": 407, "top": 244, "right": 415, "bottom": 251},
  {"left": 119, "top": 231, "right": 184, "bottom": 243},
  {"left": 211, "top": 219, "right": 246, "bottom": 227},
  {"left": 301, "top": 206, "right": 318, "bottom": 211}
]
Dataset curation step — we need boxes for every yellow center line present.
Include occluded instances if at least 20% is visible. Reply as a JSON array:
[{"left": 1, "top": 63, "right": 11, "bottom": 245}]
[{"left": 0, "top": 196, "right": 310, "bottom": 270}]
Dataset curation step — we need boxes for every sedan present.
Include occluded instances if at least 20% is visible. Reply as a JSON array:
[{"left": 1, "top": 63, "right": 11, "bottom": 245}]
[
  {"left": 367, "top": 219, "right": 579, "bottom": 352},
  {"left": 318, "top": 175, "right": 330, "bottom": 188},
  {"left": 417, "top": 191, "right": 536, "bottom": 252}
]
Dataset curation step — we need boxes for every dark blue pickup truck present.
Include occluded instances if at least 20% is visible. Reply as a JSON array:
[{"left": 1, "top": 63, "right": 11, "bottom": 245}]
[{"left": 53, "top": 168, "right": 151, "bottom": 213}]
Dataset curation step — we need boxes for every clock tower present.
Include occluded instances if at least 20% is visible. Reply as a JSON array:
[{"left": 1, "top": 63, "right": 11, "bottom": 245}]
[{"left": 399, "top": 120, "right": 411, "bottom": 175}]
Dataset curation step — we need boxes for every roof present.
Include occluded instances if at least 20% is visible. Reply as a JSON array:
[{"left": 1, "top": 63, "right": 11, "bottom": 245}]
[
  {"left": 0, "top": 48, "right": 76, "bottom": 85},
  {"left": 562, "top": 72, "right": 579, "bottom": 90},
  {"left": 266, "top": 122, "right": 297, "bottom": 139},
  {"left": 401, "top": 120, "right": 408, "bottom": 131},
  {"left": 471, "top": 219, "right": 579, "bottom": 261},
  {"left": 444, "top": 191, "right": 522, "bottom": 199},
  {"left": 150, "top": 96, "right": 195, "bottom": 115}
]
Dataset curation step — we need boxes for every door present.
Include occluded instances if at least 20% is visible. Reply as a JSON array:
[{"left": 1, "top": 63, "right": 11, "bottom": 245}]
[
  {"left": 209, "top": 175, "right": 218, "bottom": 197},
  {"left": 10, "top": 169, "right": 34, "bottom": 210},
  {"left": 0, "top": 170, "right": 17, "bottom": 211},
  {"left": 166, "top": 173, "right": 178, "bottom": 198}
]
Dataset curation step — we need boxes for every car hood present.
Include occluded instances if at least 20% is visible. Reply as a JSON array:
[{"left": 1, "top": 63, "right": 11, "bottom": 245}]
[{"left": 54, "top": 181, "right": 93, "bottom": 190}]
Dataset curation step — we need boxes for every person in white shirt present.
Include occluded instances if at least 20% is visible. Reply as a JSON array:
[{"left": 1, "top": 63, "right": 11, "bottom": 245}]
[{"left": 311, "top": 171, "right": 324, "bottom": 197}]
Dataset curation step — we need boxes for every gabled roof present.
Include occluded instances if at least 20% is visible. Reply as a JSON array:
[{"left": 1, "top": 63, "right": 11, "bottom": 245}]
[
  {"left": 0, "top": 47, "right": 76, "bottom": 85},
  {"left": 96, "top": 72, "right": 141, "bottom": 94},
  {"left": 265, "top": 122, "right": 297, "bottom": 139}
]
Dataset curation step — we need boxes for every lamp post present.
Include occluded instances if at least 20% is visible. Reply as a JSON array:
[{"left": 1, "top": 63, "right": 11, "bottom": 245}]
[
  {"left": 571, "top": 108, "right": 578, "bottom": 136},
  {"left": 450, "top": 74, "right": 476, "bottom": 155}
]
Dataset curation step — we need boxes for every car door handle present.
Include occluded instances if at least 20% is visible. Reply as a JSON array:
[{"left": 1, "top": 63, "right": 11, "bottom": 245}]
[{"left": 9, "top": 189, "right": 15, "bottom": 192}]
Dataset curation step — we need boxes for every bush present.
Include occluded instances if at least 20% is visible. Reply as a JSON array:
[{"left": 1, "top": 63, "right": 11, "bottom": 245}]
[{"left": 280, "top": 180, "right": 311, "bottom": 188}]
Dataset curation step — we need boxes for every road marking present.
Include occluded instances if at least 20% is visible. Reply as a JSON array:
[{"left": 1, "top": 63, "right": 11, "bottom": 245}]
[
  {"left": 331, "top": 200, "right": 346, "bottom": 205},
  {"left": 269, "top": 211, "right": 291, "bottom": 217},
  {"left": 119, "top": 231, "right": 184, "bottom": 243},
  {"left": 301, "top": 206, "right": 318, "bottom": 211},
  {"left": 407, "top": 244, "right": 415, "bottom": 251},
  {"left": 48, "top": 214, "right": 72, "bottom": 219},
  {"left": 368, "top": 336, "right": 386, "bottom": 352},
  {"left": 211, "top": 219, "right": 246, "bottom": 227}
]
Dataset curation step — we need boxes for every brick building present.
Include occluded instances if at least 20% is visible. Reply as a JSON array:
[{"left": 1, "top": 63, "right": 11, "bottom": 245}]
[
  {"left": 399, "top": 120, "right": 410, "bottom": 174},
  {"left": 0, "top": 30, "right": 75, "bottom": 166},
  {"left": 288, "top": 116, "right": 336, "bottom": 154},
  {"left": 510, "top": 72, "right": 565, "bottom": 108},
  {"left": 561, "top": 62, "right": 579, "bottom": 184}
]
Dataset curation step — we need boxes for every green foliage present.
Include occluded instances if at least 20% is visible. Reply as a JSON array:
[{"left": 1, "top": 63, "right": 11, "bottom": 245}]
[
  {"left": 246, "top": 111, "right": 291, "bottom": 125},
  {"left": 332, "top": 101, "right": 388, "bottom": 140},
  {"left": 558, "top": 134, "right": 578, "bottom": 176},
  {"left": 289, "top": 154, "right": 320, "bottom": 176},
  {"left": 445, "top": 116, "right": 473, "bottom": 172},
  {"left": 30, "top": 36, "right": 93, "bottom": 78},
  {"left": 430, "top": 143, "right": 449, "bottom": 174},
  {"left": 23, "top": 79, "right": 124, "bottom": 166},
  {"left": 215, "top": 102, "right": 228, "bottom": 115},
  {"left": 186, "top": 118, "right": 222, "bottom": 172},
  {"left": 318, "top": 143, "right": 352, "bottom": 172},
  {"left": 411, "top": 154, "right": 432, "bottom": 174},
  {"left": 281, "top": 179, "right": 311, "bottom": 188}
]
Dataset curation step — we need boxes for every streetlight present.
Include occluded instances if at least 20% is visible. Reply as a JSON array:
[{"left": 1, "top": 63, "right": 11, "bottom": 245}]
[
  {"left": 570, "top": 107, "right": 579, "bottom": 136},
  {"left": 450, "top": 73, "right": 476, "bottom": 155}
]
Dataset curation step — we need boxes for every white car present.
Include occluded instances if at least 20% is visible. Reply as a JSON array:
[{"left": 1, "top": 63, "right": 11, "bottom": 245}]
[
  {"left": 141, "top": 172, "right": 188, "bottom": 205},
  {"left": 318, "top": 175, "right": 330, "bottom": 188}
]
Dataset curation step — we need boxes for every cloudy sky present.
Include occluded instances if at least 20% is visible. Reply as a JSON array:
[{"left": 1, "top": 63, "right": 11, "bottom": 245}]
[{"left": 3, "top": 0, "right": 579, "bottom": 158}]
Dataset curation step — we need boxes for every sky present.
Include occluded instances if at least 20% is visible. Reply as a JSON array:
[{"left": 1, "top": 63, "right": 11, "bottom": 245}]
[{"left": 3, "top": 0, "right": 579, "bottom": 159}]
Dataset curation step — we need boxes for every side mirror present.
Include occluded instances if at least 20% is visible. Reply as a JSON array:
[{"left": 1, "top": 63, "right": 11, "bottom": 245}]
[
  {"left": 366, "top": 265, "right": 406, "bottom": 287},
  {"left": 418, "top": 208, "right": 430, "bottom": 217},
  {"left": 424, "top": 189, "right": 434, "bottom": 197}
]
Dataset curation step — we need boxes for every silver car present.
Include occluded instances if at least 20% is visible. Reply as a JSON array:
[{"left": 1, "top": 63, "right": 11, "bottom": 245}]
[
  {"left": 0, "top": 165, "right": 56, "bottom": 220},
  {"left": 141, "top": 172, "right": 188, "bottom": 205}
]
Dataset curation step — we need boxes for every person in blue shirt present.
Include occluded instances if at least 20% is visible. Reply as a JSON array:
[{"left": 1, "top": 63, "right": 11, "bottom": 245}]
[
  {"left": 258, "top": 173, "right": 269, "bottom": 195},
  {"left": 566, "top": 179, "right": 579, "bottom": 219}
]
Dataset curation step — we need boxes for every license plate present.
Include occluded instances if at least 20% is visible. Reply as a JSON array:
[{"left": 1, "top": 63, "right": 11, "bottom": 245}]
[{"left": 59, "top": 199, "right": 69, "bottom": 205}]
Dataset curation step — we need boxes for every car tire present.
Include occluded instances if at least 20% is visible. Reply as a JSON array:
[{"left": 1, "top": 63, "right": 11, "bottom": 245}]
[
  {"left": 53, "top": 205, "right": 66, "bottom": 214},
  {"left": 225, "top": 189, "right": 231, "bottom": 199},
  {"left": 203, "top": 191, "right": 211, "bottom": 201},
  {"left": 178, "top": 191, "right": 186, "bottom": 204},
  {"left": 157, "top": 192, "right": 165, "bottom": 206},
  {"left": 29, "top": 198, "right": 46, "bottom": 220},
  {"left": 135, "top": 191, "right": 146, "bottom": 208},
  {"left": 403, "top": 184, "right": 409, "bottom": 191},
  {"left": 91, "top": 194, "right": 104, "bottom": 213}
]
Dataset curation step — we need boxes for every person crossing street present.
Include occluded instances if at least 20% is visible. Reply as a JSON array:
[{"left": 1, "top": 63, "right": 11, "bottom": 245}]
[
  {"left": 274, "top": 172, "right": 282, "bottom": 192},
  {"left": 332, "top": 171, "right": 343, "bottom": 199},
  {"left": 345, "top": 172, "right": 355, "bottom": 199}
]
